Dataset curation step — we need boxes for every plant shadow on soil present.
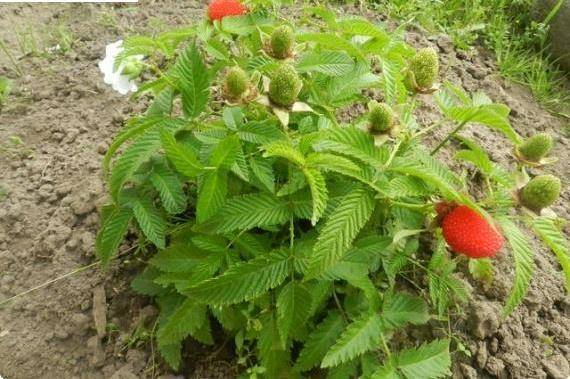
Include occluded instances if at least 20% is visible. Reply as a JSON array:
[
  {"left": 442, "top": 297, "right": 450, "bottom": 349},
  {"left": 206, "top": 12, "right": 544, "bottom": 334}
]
[{"left": 0, "top": 2, "right": 569, "bottom": 378}]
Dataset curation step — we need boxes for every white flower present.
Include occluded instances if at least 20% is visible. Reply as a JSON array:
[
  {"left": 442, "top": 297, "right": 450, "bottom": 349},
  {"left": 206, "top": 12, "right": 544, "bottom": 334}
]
[{"left": 98, "top": 40, "right": 144, "bottom": 95}]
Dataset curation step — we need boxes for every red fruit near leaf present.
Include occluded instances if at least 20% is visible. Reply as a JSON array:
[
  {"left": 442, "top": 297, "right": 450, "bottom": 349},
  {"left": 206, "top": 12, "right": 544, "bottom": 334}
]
[
  {"left": 441, "top": 205, "right": 504, "bottom": 258},
  {"left": 208, "top": 0, "right": 246, "bottom": 21}
]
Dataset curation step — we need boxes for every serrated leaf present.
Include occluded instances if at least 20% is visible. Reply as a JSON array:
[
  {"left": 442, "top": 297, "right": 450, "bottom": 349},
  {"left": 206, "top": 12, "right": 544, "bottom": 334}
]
[
  {"left": 185, "top": 250, "right": 290, "bottom": 305},
  {"left": 133, "top": 198, "right": 167, "bottom": 248},
  {"left": 150, "top": 163, "right": 186, "bottom": 214},
  {"left": 205, "top": 193, "right": 292, "bottom": 233},
  {"left": 258, "top": 313, "right": 292, "bottom": 378},
  {"left": 96, "top": 205, "right": 133, "bottom": 266},
  {"left": 149, "top": 243, "right": 207, "bottom": 273},
  {"left": 130, "top": 267, "right": 167, "bottom": 296},
  {"left": 296, "top": 51, "right": 354, "bottom": 76},
  {"left": 109, "top": 130, "right": 161, "bottom": 201},
  {"left": 395, "top": 339, "right": 451, "bottom": 379},
  {"left": 238, "top": 120, "right": 285, "bottom": 144},
  {"left": 160, "top": 129, "right": 204, "bottom": 177},
  {"left": 321, "top": 313, "right": 383, "bottom": 368},
  {"left": 171, "top": 44, "right": 209, "bottom": 119},
  {"left": 303, "top": 167, "right": 328, "bottom": 225},
  {"left": 297, "top": 32, "right": 364, "bottom": 60},
  {"left": 530, "top": 216, "right": 570, "bottom": 293},
  {"left": 468, "top": 258, "right": 494, "bottom": 284},
  {"left": 314, "top": 127, "right": 387, "bottom": 168},
  {"left": 277, "top": 282, "right": 313, "bottom": 344},
  {"left": 382, "top": 292, "right": 429, "bottom": 329},
  {"left": 157, "top": 299, "right": 208, "bottom": 369},
  {"left": 263, "top": 141, "right": 306, "bottom": 166},
  {"left": 210, "top": 135, "right": 241, "bottom": 169},
  {"left": 497, "top": 217, "right": 534, "bottom": 316},
  {"left": 196, "top": 170, "right": 227, "bottom": 223},
  {"left": 295, "top": 311, "right": 344, "bottom": 371},
  {"left": 308, "top": 186, "right": 375, "bottom": 276},
  {"left": 250, "top": 156, "right": 275, "bottom": 193}
]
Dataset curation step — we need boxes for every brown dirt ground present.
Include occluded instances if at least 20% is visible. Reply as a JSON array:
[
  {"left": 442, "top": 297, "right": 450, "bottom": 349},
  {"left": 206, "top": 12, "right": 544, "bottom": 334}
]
[{"left": 0, "top": 2, "right": 569, "bottom": 379}]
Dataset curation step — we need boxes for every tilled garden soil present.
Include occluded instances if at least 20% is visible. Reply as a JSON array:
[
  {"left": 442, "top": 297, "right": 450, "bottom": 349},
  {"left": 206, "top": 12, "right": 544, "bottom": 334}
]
[{"left": 0, "top": 2, "right": 568, "bottom": 378}]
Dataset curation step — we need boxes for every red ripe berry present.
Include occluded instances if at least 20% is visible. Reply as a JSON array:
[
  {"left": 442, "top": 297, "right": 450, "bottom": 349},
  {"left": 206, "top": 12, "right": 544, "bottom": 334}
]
[
  {"left": 208, "top": 0, "right": 246, "bottom": 21},
  {"left": 441, "top": 205, "right": 504, "bottom": 258}
]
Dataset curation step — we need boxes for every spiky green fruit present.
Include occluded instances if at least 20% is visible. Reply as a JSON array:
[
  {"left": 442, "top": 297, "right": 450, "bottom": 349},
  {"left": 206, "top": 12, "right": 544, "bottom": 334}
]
[
  {"left": 409, "top": 47, "right": 439, "bottom": 89},
  {"left": 520, "top": 174, "right": 561, "bottom": 212},
  {"left": 368, "top": 102, "right": 394, "bottom": 133},
  {"left": 270, "top": 25, "right": 294, "bottom": 59},
  {"left": 224, "top": 66, "right": 248, "bottom": 100},
  {"left": 518, "top": 133, "right": 553, "bottom": 162},
  {"left": 268, "top": 64, "right": 302, "bottom": 107}
]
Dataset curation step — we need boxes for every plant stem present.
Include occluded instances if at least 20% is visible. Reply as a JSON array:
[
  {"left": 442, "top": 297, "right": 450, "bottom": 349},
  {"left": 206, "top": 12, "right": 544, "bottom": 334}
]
[
  {"left": 379, "top": 331, "right": 392, "bottom": 359},
  {"left": 430, "top": 119, "right": 469, "bottom": 156}
]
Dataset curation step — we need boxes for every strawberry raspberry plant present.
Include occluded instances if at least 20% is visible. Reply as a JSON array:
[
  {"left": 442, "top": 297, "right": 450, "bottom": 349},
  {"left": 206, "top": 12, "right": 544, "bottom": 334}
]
[{"left": 97, "top": 2, "right": 569, "bottom": 377}]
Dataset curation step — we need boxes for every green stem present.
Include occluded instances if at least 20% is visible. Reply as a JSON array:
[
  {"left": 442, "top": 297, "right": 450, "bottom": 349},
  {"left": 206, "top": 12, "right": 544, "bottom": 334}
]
[
  {"left": 379, "top": 331, "right": 392, "bottom": 359},
  {"left": 430, "top": 119, "right": 469, "bottom": 156}
]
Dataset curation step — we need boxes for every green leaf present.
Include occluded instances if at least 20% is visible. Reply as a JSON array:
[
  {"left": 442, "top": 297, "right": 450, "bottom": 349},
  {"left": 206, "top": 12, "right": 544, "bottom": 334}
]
[
  {"left": 530, "top": 216, "right": 570, "bottom": 294},
  {"left": 257, "top": 313, "right": 292, "bottom": 378},
  {"left": 133, "top": 198, "right": 167, "bottom": 249},
  {"left": 296, "top": 51, "right": 354, "bottom": 76},
  {"left": 238, "top": 120, "right": 285, "bottom": 144},
  {"left": 277, "top": 282, "right": 313, "bottom": 344},
  {"left": 209, "top": 135, "right": 241, "bottom": 169},
  {"left": 96, "top": 205, "right": 133, "bottom": 266},
  {"left": 157, "top": 299, "right": 209, "bottom": 370},
  {"left": 394, "top": 339, "right": 451, "bottom": 379},
  {"left": 160, "top": 129, "right": 204, "bottom": 177},
  {"left": 295, "top": 312, "right": 344, "bottom": 371},
  {"left": 297, "top": 32, "right": 364, "bottom": 60},
  {"left": 250, "top": 157, "right": 275, "bottom": 193},
  {"left": 497, "top": 217, "right": 534, "bottom": 316},
  {"left": 321, "top": 313, "right": 383, "bottom": 368},
  {"left": 196, "top": 170, "right": 227, "bottom": 223},
  {"left": 109, "top": 130, "right": 161, "bottom": 200},
  {"left": 307, "top": 153, "right": 363, "bottom": 180},
  {"left": 303, "top": 167, "right": 328, "bottom": 225},
  {"left": 468, "top": 258, "right": 494, "bottom": 284},
  {"left": 150, "top": 243, "right": 208, "bottom": 273},
  {"left": 150, "top": 163, "right": 186, "bottom": 214},
  {"left": 382, "top": 292, "right": 429, "bottom": 329},
  {"left": 171, "top": 44, "right": 210, "bottom": 119},
  {"left": 337, "top": 18, "right": 390, "bottom": 43},
  {"left": 314, "top": 127, "right": 387, "bottom": 168},
  {"left": 103, "top": 116, "right": 181, "bottom": 175},
  {"left": 308, "top": 186, "right": 375, "bottom": 277},
  {"left": 185, "top": 250, "right": 290, "bottom": 305},
  {"left": 263, "top": 141, "right": 306, "bottom": 166},
  {"left": 222, "top": 107, "right": 244, "bottom": 130},
  {"left": 205, "top": 193, "right": 292, "bottom": 233},
  {"left": 147, "top": 87, "right": 174, "bottom": 116},
  {"left": 131, "top": 267, "right": 167, "bottom": 296},
  {"left": 326, "top": 63, "right": 379, "bottom": 106}
]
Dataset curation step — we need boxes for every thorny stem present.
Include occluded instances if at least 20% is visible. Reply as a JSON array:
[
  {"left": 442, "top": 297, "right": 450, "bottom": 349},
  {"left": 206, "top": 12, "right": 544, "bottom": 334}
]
[{"left": 430, "top": 119, "right": 469, "bottom": 155}]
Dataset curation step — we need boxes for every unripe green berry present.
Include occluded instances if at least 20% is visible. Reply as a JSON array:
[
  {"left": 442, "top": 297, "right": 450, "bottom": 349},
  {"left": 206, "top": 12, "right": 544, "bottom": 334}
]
[
  {"left": 520, "top": 174, "right": 561, "bottom": 212},
  {"left": 270, "top": 25, "right": 295, "bottom": 59},
  {"left": 409, "top": 47, "right": 439, "bottom": 89},
  {"left": 368, "top": 102, "right": 394, "bottom": 133},
  {"left": 268, "top": 64, "right": 302, "bottom": 107},
  {"left": 518, "top": 133, "right": 553, "bottom": 162},
  {"left": 224, "top": 67, "right": 248, "bottom": 100},
  {"left": 121, "top": 58, "right": 144, "bottom": 79}
]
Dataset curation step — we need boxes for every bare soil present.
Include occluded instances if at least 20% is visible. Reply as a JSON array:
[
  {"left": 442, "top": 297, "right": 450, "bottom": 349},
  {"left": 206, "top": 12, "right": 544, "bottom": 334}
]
[{"left": 0, "top": 2, "right": 568, "bottom": 379}]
